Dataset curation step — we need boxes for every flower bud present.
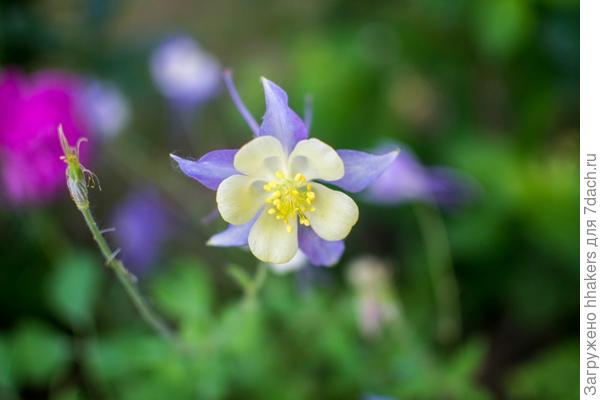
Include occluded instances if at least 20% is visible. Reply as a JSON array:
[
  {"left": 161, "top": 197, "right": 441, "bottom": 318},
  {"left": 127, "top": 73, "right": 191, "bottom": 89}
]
[
  {"left": 66, "top": 169, "right": 89, "bottom": 210},
  {"left": 58, "top": 124, "right": 92, "bottom": 210}
]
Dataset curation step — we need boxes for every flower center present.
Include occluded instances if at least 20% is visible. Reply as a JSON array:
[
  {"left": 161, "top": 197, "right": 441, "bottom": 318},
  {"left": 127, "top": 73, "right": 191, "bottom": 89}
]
[{"left": 263, "top": 171, "right": 316, "bottom": 233}]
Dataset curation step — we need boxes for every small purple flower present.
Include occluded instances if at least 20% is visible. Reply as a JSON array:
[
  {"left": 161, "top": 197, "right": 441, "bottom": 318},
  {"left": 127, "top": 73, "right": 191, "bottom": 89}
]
[
  {"left": 111, "top": 190, "right": 172, "bottom": 276},
  {"left": 80, "top": 79, "right": 130, "bottom": 139},
  {"left": 364, "top": 146, "right": 475, "bottom": 206},
  {"left": 0, "top": 69, "right": 90, "bottom": 205},
  {"left": 150, "top": 35, "right": 220, "bottom": 106},
  {"left": 171, "top": 73, "right": 398, "bottom": 266}
]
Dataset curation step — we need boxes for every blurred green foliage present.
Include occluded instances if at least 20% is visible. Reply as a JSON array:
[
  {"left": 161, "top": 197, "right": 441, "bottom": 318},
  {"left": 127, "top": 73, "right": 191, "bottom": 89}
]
[
  {"left": 47, "top": 252, "right": 103, "bottom": 330},
  {"left": 7, "top": 320, "right": 71, "bottom": 387},
  {"left": 507, "top": 341, "right": 578, "bottom": 400}
]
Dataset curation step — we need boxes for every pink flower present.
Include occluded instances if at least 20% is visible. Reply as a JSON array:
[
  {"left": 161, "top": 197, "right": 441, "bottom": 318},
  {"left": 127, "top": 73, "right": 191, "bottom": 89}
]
[{"left": 0, "top": 69, "right": 90, "bottom": 205}]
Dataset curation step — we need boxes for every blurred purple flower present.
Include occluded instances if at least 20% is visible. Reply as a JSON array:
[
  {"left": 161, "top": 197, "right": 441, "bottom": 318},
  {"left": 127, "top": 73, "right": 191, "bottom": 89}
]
[
  {"left": 171, "top": 73, "right": 398, "bottom": 267},
  {"left": 0, "top": 69, "right": 90, "bottom": 205},
  {"left": 111, "top": 190, "right": 172, "bottom": 276},
  {"left": 80, "top": 79, "right": 130, "bottom": 139},
  {"left": 150, "top": 35, "right": 220, "bottom": 106},
  {"left": 364, "top": 146, "right": 475, "bottom": 206}
]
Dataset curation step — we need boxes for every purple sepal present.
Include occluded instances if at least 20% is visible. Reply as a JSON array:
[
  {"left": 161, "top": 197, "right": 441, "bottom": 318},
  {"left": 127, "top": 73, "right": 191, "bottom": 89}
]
[
  {"left": 364, "top": 150, "right": 476, "bottom": 206},
  {"left": 303, "top": 95, "right": 313, "bottom": 134},
  {"left": 298, "top": 226, "right": 345, "bottom": 267},
  {"left": 364, "top": 151, "right": 429, "bottom": 204},
  {"left": 170, "top": 149, "right": 238, "bottom": 190},
  {"left": 223, "top": 70, "right": 260, "bottom": 135},
  {"left": 259, "top": 78, "right": 308, "bottom": 153},
  {"left": 207, "top": 218, "right": 256, "bottom": 247},
  {"left": 427, "top": 167, "right": 478, "bottom": 206},
  {"left": 331, "top": 149, "right": 399, "bottom": 193}
]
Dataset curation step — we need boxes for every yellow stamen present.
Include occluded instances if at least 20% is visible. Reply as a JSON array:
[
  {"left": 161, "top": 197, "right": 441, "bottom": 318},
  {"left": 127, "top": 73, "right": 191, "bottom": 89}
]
[
  {"left": 263, "top": 172, "right": 316, "bottom": 230},
  {"left": 294, "top": 173, "right": 306, "bottom": 183}
]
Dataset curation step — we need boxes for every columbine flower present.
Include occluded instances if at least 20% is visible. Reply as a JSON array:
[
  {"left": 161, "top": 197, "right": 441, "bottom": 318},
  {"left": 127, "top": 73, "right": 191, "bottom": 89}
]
[
  {"left": 150, "top": 35, "right": 220, "bottom": 106},
  {"left": 80, "top": 79, "right": 130, "bottom": 139},
  {"left": 111, "top": 190, "right": 172, "bottom": 276},
  {"left": 0, "top": 69, "right": 90, "bottom": 205},
  {"left": 364, "top": 145, "right": 476, "bottom": 207},
  {"left": 171, "top": 75, "right": 397, "bottom": 265}
]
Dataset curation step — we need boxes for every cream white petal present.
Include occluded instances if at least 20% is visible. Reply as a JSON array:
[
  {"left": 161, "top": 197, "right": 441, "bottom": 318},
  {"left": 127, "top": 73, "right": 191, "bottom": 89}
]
[
  {"left": 248, "top": 210, "right": 298, "bottom": 264},
  {"left": 216, "top": 175, "right": 266, "bottom": 225},
  {"left": 268, "top": 251, "right": 307, "bottom": 274},
  {"left": 288, "top": 138, "right": 344, "bottom": 181},
  {"left": 234, "top": 136, "right": 287, "bottom": 180},
  {"left": 306, "top": 182, "right": 359, "bottom": 241}
]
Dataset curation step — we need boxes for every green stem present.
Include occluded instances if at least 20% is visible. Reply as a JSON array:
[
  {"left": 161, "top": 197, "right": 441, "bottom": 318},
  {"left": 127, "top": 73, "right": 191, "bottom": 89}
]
[
  {"left": 79, "top": 207, "right": 176, "bottom": 344},
  {"left": 227, "top": 263, "right": 269, "bottom": 305},
  {"left": 413, "top": 204, "right": 462, "bottom": 344}
]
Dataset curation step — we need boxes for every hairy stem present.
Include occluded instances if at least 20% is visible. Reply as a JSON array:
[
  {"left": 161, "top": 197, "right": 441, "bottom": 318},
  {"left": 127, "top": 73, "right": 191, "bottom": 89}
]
[
  {"left": 58, "top": 125, "right": 178, "bottom": 346},
  {"left": 79, "top": 206, "right": 176, "bottom": 344}
]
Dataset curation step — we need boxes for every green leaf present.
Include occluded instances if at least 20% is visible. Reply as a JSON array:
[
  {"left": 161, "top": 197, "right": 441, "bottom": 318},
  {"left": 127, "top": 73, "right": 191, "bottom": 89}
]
[
  {"left": 0, "top": 337, "right": 14, "bottom": 392},
  {"left": 442, "top": 338, "right": 491, "bottom": 399},
  {"left": 150, "top": 259, "right": 212, "bottom": 327},
  {"left": 447, "top": 338, "right": 487, "bottom": 380},
  {"left": 47, "top": 252, "right": 102, "bottom": 329},
  {"left": 9, "top": 320, "right": 70, "bottom": 386},
  {"left": 507, "top": 341, "right": 578, "bottom": 400},
  {"left": 51, "top": 387, "right": 82, "bottom": 400},
  {"left": 226, "top": 264, "right": 253, "bottom": 292},
  {"left": 471, "top": 0, "right": 533, "bottom": 59},
  {"left": 84, "top": 332, "right": 173, "bottom": 382}
]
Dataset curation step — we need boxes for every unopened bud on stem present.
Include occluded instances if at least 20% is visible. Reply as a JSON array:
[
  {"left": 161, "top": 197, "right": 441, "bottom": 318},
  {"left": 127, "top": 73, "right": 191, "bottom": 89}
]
[{"left": 58, "top": 124, "right": 96, "bottom": 209}]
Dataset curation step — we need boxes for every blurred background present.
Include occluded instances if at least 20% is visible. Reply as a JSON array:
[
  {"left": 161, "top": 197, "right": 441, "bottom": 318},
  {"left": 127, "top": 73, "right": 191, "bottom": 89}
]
[{"left": 0, "top": 0, "right": 579, "bottom": 399}]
